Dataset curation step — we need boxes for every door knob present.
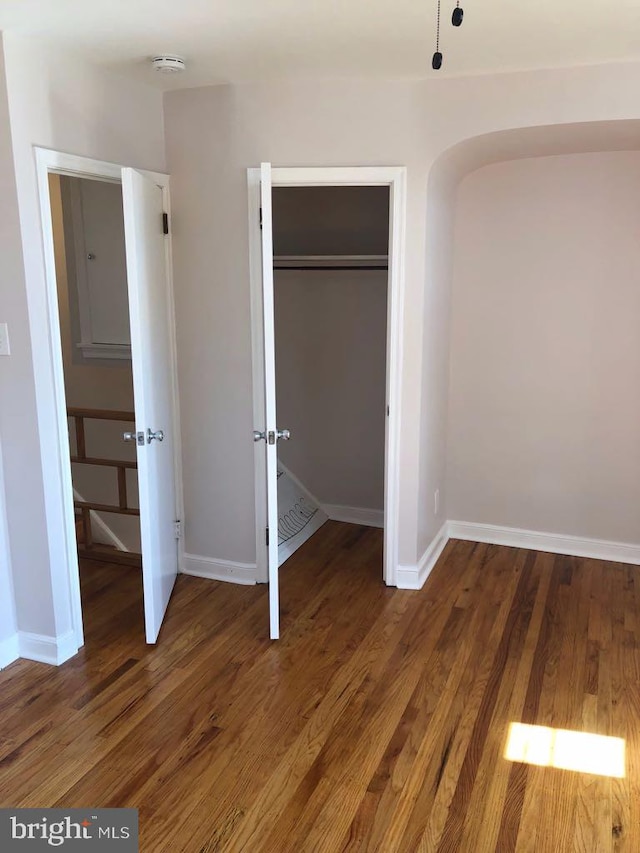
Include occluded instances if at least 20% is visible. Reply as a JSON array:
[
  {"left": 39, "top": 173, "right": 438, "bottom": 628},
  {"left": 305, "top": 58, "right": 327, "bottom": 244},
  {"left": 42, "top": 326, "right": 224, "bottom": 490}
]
[
  {"left": 123, "top": 431, "right": 144, "bottom": 446},
  {"left": 253, "top": 429, "right": 291, "bottom": 443},
  {"left": 147, "top": 428, "right": 164, "bottom": 443}
]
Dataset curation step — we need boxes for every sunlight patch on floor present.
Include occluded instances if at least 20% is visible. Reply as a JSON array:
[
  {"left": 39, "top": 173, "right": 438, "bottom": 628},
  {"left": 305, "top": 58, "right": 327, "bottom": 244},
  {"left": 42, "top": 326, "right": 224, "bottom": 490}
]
[{"left": 505, "top": 722, "right": 625, "bottom": 778}]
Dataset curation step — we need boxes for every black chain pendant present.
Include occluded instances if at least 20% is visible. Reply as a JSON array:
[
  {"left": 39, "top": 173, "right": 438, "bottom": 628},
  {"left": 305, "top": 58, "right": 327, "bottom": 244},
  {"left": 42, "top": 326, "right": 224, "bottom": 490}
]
[{"left": 452, "top": 4, "right": 463, "bottom": 26}]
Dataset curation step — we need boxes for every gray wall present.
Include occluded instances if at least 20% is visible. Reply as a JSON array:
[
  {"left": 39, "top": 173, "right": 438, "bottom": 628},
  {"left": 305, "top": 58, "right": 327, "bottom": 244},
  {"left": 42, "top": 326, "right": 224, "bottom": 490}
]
[
  {"left": 0, "top": 34, "right": 30, "bottom": 648},
  {"left": 447, "top": 151, "right": 640, "bottom": 544},
  {"left": 164, "top": 69, "right": 640, "bottom": 574},
  {"left": 164, "top": 80, "right": 432, "bottom": 567},
  {"left": 275, "top": 269, "right": 387, "bottom": 510},
  {"left": 272, "top": 186, "right": 389, "bottom": 256}
]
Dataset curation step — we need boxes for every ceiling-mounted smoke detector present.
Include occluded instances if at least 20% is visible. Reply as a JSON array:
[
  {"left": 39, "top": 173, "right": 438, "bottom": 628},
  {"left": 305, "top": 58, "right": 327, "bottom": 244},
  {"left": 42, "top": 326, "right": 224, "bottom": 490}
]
[{"left": 152, "top": 55, "right": 186, "bottom": 74}]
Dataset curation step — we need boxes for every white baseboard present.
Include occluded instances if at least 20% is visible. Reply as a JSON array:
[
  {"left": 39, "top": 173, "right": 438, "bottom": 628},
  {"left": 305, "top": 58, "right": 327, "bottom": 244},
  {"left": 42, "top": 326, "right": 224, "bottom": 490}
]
[
  {"left": 73, "top": 487, "right": 130, "bottom": 552},
  {"left": 183, "top": 554, "right": 257, "bottom": 585},
  {"left": 0, "top": 633, "right": 19, "bottom": 669},
  {"left": 322, "top": 504, "right": 384, "bottom": 529},
  {"left": 447, "top": 521, "right": 640, "bottom": 566},
  {"left": 18, "top": 630, "right": 78, "bottom": 665},
  {"left": 397, "top": 522, "right": 450, "bottom": 589}
]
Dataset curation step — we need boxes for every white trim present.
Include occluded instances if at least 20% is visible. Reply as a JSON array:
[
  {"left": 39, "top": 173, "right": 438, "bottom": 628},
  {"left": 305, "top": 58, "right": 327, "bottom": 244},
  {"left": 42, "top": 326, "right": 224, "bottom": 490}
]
[
  {"left": 18, "top": 630, "right": 78, "bottom": 666},
  {"left": 248, "top": 165, "right": 406, "bottom": 589},
  {"left": 273, "top": 254, "right": 388, "bottom": 269},
  {"left": 76, "top": 342, "right": 131, "bottom": 360},
  {"left": 397, "top": 522, "right": 450, "bottom": 590},
  {"left": 73, "top": 488, "right": 130, "bottom": 552},
  {"left": 0, "top": 634, "right": 19, "bottom": 669},
  {"left": 322, "top": 504, "right": 384, "bottom": 529},
  {"left": 447, "top": 521, "right": 640, "bottom": 565},
  {"left": 183, "top": 554, "right": 257, "bottom": 585},
  {"left": 33, "top": 147, "right": 185, "bottom": 655}
]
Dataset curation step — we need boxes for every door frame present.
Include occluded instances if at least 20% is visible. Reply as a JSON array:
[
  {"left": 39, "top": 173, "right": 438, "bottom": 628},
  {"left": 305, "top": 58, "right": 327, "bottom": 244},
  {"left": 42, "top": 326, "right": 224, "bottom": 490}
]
[
  {"left": 34, "top": 147, "right": 185, "bottom": 651},
  {"left": 247, "top": 165, "right": 407, "bottom": 587}
]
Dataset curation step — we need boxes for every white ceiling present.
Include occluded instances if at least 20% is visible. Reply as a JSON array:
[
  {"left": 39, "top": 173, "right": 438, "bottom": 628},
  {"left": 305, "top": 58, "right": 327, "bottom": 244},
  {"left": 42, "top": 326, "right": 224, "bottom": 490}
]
[{"left": 0, "top": 0, "right": 638, "bottom": 89}]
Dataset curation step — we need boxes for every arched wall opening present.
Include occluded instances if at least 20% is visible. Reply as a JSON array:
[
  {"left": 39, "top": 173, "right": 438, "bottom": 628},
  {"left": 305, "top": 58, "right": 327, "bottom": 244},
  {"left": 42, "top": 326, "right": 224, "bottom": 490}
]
[{"left": 419, "top": 119, "right": 640, "bottom": 561}]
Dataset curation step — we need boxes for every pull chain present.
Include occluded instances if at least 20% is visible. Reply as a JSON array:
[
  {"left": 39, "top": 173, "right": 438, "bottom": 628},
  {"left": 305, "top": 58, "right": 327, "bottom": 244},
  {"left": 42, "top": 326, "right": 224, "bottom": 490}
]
[{"left": 432, "top": 0, "right": 443, "bottom": 69}]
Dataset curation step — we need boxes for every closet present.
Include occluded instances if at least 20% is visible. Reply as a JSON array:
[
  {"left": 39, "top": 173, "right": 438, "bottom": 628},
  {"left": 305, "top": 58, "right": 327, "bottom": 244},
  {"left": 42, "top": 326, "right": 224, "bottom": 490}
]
[{"left": 271, "top": 186, "right": 390, "bottom": 567}]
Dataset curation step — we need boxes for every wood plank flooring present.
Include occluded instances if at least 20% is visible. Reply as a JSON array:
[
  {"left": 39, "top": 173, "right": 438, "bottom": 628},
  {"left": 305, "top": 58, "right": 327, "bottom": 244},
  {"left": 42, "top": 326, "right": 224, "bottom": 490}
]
[{"left": 0, "top": 522, "right": 638, "bottom": 851}]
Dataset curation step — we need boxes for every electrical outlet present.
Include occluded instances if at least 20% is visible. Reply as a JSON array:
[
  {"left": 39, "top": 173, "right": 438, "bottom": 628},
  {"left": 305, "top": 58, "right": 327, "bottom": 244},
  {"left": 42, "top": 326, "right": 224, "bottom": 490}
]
[
  {"left": 0, "top": 323, "right": 10, "bottom": 356},
  {"left": 434, "top": 488, "right": 440, "bottom": 516}
]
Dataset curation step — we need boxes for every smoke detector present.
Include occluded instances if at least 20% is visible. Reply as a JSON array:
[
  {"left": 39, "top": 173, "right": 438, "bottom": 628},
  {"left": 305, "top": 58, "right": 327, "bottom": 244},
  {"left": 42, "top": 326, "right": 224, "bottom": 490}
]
[{"left": 152, "top": 55, "right": 186, "bottom": 74}]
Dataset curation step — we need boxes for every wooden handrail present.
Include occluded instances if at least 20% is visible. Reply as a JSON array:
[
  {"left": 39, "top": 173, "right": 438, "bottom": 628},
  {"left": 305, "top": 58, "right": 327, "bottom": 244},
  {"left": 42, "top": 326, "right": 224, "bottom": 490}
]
[
  {"left": 70, "top": 455, "right": 137, "bottom": 469},
  {"left": 67, "top": 406, "right": 141, "bottom": 567},
  {"left": 74, "top": 500, "right": 140, "bottom": 517},
  {"left": 67, "top": 407, "right": 135, "bottom": 422}
]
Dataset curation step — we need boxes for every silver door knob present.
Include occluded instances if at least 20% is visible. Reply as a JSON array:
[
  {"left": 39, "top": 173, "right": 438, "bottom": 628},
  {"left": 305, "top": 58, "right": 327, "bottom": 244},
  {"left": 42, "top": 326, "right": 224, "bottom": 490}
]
[
  {"left": 147, "top": 428, "right": 164, "bottom": 443},
  {"left": 276, "top": 429, "right": 291, "bottom": 441},
  {"left": 253, "top": 430, "right": 266, "bottom": 442},
  {"left": 123, "top": 430, "right": 144, "bottom": 446}
]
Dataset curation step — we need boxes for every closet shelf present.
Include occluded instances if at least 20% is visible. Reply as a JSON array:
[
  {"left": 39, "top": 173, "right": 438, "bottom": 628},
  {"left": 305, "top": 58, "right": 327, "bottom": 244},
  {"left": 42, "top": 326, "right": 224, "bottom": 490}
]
[{"left": 273, "top": 254, "right": 388, "bottom": 271}]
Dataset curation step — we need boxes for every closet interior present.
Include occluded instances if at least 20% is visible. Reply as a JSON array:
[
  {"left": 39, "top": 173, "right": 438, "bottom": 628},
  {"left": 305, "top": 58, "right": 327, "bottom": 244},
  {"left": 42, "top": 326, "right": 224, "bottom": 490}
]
[{"left": 271, "top": 185, "right": 390, "bottom": 567}]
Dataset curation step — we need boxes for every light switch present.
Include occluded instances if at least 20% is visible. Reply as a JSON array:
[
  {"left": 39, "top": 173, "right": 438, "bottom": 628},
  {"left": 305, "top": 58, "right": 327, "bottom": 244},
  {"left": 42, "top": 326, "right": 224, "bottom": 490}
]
[{"left": 0, "top": 323, "right": 10, "bottom": 356}]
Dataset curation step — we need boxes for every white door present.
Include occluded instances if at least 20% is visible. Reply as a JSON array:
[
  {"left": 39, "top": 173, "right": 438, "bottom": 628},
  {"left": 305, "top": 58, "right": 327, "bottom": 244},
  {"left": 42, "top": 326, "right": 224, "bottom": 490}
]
[
  {"left": 255, "top": 162, "right": 282, "bottom": 639},
  {"left": 121, "top": 168, "right": 179, "bottom": 643}
]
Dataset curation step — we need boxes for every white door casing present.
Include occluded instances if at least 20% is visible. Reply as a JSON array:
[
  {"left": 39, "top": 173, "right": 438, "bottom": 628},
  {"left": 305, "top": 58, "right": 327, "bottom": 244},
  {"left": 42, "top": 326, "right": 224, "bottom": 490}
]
[
  {"left": 248, "top": 165, "right": 407, "bottom": 605},
  {"left": 121, "top": 167, "right": 180, "bottom": 643}
]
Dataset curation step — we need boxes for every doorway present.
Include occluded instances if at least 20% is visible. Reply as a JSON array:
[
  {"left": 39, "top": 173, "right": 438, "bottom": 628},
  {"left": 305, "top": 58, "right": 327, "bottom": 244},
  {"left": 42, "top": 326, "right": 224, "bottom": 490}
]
[
  {"left": 272, "top": 185, "right": 389, "bottom": 564},
  {"left": 35, "top": 148, "right": 184, "bottom": 652},
  {"left": 249, "top": 165, "right": 407, "bottom": 638},
  {"left": 48, "top": 172, "right": 144, "bottom": 641}
]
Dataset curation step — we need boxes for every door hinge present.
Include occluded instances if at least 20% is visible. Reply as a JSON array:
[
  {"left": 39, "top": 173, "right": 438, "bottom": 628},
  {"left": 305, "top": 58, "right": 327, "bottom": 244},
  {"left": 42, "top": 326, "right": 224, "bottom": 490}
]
[
  {"left": 265, "top": 527, "right": 269, "bottom": 546},
  {"left": 163, "top": 212, "right": 169, "bottom": 235},
  {"left": 174, "top": 520, "right": 182, "bottom": 539},
  {"left": 259, "top": 207, "right": 263, "bottom": 230}
]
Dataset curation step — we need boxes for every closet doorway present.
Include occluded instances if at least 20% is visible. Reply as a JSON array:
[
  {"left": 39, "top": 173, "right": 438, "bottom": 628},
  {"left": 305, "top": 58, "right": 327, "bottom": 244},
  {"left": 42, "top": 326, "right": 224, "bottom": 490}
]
[{"left": 248, "top": 165, "right": 407, "bottom": 639}]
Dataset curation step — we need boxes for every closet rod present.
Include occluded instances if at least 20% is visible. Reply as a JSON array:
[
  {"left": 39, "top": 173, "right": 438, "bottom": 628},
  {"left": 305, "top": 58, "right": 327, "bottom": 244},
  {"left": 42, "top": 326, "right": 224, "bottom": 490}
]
[
  {"left": 273, "top": 264, "right": 388, "bottom": 271},
  {"left": 273, "top": 254, "right": 388, "bottom": 271}
]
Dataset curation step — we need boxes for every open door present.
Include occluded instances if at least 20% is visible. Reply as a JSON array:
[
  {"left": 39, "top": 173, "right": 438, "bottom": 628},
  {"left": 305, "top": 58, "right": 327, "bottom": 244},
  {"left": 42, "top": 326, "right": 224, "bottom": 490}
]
[
  {"left": 121, "top": 168, "right": 179, "bottom": 643},
  {"left": 254, "top": 162, "right": 281, "bottom": 639}
]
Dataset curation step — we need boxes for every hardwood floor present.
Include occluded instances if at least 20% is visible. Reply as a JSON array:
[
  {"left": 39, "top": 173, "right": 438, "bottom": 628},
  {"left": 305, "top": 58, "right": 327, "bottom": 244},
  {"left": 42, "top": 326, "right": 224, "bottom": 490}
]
[{"left": 0, "top": 522, "right": 638, "bottom": 851}]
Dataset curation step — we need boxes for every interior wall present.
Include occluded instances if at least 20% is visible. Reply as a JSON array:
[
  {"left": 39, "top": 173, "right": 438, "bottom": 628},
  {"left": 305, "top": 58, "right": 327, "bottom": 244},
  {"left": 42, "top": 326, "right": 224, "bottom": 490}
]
[
  {"left": 0, "top": 439, "right": 17, "bottom": 663},
  {"left": 415, "top": 65, "right": 640, "bottom": 562},
  {"left": 49, "top": 174, "right": 140, "bottom": 552},
  {"left": 164, "top": 80, "right": 430, "bottom": 568},
  {"left": 447, "top": 151, "right": 640, "bottom": 544},
  {"left": 1, "top": 32, "right": 165, "bottom": 644},
  {"left": 164, "top": 66, "right": 640, "bottom": 577},
  {"left": 0, "top": 32, "right": 34, "bottom": 643},
  {"left": 275, "top": 269, "right": 387, "bottom": 511}
]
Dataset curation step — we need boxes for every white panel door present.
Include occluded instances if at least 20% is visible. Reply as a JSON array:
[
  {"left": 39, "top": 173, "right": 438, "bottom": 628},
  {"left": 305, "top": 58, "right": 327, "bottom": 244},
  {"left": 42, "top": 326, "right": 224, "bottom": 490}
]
[
  {"left": 258, "top": 162, "right": 280, "bottom": 639},
  {"left": 121, "top": 168, "right": 178, "bottom": 643}
]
